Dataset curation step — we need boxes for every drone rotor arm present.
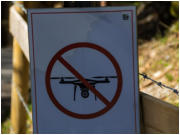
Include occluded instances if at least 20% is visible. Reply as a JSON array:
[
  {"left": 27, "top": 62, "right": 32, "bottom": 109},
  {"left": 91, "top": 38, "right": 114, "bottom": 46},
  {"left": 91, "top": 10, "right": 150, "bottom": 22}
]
[{"left": 92, "top": 76, "right": 117, "bottom": 79}]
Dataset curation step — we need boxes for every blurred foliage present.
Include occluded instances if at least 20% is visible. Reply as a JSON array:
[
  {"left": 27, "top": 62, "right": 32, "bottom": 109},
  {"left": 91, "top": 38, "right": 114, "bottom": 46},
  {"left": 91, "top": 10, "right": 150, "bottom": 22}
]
[
  {"left": 1, "top": 103, "right": 33, "bottom": 134},
  {"left": 170, "top": 21, "right": 179, "bottom": 33},
  {"left": 139, "top": 19, "right": 179, "bottom": 106},
  {"left": 1, "top": 118, "right": 11, "bottom": 133},
  {"left": 170, "top": 1, "right": 179, "bottom": 19},
  {"left": 174, "top": 102, "right": 179, "bottom": 107},
  {"left": 159, "top": 60, "right": 169, "bottom": 67},
  {"left": 165, "top": 73, "right": 174, "bottom": 82}
]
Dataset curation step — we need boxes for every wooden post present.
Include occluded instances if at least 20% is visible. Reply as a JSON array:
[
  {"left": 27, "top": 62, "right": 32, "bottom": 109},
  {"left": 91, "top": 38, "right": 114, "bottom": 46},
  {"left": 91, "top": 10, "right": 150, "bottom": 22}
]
[
  {"left": 10, "top": 1, "right": 29, "bottom": 133},
  {"left": 10, "top": 2, "right": 41, "bottom": 133},
  {"left": 10, "top": 38, "right": 29, "bottom": 133},
  {"left": 10, "top": 2, "right": 29, "bottom": 133}
]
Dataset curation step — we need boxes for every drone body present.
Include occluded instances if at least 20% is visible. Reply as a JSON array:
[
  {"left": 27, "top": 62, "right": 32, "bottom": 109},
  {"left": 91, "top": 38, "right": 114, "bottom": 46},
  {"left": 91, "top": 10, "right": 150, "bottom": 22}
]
[{"left": 51, "top": 76, "right": 117, "bottom": 101}]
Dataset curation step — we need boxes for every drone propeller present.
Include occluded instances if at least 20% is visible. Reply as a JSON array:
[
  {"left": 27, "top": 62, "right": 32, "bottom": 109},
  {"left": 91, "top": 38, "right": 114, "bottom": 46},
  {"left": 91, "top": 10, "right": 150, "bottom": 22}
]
[
  {"left": 92, "top": 76, "right": 117, "bottom": 79},
  {"left": 51, "top": 77, "right": 76, "bottom": 79}
]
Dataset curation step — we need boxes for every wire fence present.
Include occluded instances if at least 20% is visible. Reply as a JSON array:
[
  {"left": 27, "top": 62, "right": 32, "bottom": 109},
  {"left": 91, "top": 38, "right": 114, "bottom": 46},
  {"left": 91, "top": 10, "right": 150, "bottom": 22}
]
[
  {"left": 14, "top": 84, "right": 32, "bottom": 120},
  {"left": 139, "top": 73, "right": 179, "bottom": 95}
]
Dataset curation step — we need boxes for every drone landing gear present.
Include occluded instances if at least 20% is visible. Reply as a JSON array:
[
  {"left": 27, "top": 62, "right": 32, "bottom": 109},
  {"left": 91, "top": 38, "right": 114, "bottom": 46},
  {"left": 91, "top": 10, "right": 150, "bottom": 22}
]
[
  {"left": 95, "top": 95, "right": 97, "bottom": 101},
  {"left": 93, "top": 85, "right": 97, "bottom": 101},
  {"left": 73, "top": 85, "right": 77, "bottom": 101}
]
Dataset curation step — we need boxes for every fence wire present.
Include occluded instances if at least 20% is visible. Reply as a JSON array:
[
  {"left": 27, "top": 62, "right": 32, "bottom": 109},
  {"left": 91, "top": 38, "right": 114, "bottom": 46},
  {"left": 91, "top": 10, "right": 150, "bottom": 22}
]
[
  {"left": 14, "top": 84, "right": 32, "bottom": 120},
  {"left": 139, "top": 73, "right": 179, "bottom": 95}
]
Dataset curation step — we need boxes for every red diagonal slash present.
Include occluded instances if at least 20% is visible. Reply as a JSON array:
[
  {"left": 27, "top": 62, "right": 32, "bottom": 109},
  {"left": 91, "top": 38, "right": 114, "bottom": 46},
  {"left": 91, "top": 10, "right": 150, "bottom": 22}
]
[{"left": 58, "top": 57, "right": 110, "bottom": 106}]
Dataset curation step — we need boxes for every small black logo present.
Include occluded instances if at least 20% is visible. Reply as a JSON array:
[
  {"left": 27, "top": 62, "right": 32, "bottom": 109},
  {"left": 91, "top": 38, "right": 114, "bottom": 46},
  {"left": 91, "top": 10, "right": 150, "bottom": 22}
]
[{"left": 122, "top": 14, "right": 129, "bottom": 20}]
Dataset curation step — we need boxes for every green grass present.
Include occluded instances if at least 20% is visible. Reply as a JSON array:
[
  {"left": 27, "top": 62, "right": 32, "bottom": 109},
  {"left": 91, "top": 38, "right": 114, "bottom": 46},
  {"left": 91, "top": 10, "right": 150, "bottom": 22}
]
[
  {"left": 169, "top": 21, "right": 179, "bottom": 34},
  {"left": 152, "top": 60, "right": 169, "bottom": 70},
  {"left": 1, "top": 103, "right": 33, "bottom": 134},
  {"left": 174, "top": 102, "right": 179, "bottom": 107},
  {"left": 158, "top": 60, "right": 169, "bottom": 67},
  {"left": 160, "top": 36, "right": 168, "bottom": 44},
  {"left": 165, "top": 73, "right": 174, "bottom": 82},
  {"left": 1, "top": 119, "right": 11, "bottom": 134},
  {"left": 28, "top": 103, "right": 32, "bottom": 111}
]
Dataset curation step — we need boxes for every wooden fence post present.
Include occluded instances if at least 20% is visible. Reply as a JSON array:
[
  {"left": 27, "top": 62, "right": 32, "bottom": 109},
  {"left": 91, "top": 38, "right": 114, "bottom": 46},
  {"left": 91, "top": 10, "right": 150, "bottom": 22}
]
[
  {"left": 10, "top": 38, "right": 29, "bottom": 133},
  {"left": 10, "top": 2, "right": 29, "bottom": 133},
  {"left": 10, "top": 2, "right": 42, "bottom": 133}
]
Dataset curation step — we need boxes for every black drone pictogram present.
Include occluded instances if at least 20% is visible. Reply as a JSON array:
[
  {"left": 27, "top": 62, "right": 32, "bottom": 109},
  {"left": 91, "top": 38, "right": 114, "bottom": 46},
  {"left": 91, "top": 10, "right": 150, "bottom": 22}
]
[{"left": 51, "top": 76, "right": 117, "bottom": 101}]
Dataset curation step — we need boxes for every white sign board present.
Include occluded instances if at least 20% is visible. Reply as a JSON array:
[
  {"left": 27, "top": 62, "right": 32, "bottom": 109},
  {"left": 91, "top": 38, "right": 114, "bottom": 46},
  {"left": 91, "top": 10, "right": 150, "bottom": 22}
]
[{"left": 28, "top": 6, "right": 140, "bottom": 133}]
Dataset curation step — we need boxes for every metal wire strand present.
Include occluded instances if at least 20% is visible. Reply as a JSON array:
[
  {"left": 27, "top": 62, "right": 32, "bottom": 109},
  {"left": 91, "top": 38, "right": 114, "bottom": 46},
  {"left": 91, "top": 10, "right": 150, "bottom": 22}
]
[
  {"left": 14, "top": 84, "right": 32, "bottom": 120},
  {"left": 139, "top": 73, "right": 179, "bottom": 95}
]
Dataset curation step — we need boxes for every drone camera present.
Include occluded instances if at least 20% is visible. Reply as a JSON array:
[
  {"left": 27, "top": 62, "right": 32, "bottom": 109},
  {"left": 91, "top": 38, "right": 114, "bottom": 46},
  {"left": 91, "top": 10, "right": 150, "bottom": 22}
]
[
  {"left": 80, "top": 87, "right": 89, "bottom": 98},
  {"left": 81, "top": 90, "right": 89, "bottom": 98}
]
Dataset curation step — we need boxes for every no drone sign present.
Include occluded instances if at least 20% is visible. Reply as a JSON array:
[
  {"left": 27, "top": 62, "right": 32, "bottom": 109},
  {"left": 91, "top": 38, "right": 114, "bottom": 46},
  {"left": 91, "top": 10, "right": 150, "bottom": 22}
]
[{"left": 28, "top": 6, "right": 140, "bottom": 133}]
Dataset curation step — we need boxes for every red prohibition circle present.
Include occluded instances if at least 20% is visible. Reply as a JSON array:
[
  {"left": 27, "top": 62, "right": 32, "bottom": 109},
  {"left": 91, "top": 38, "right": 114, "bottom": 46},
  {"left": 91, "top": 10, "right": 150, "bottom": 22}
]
[{"left": 45, "top": 42, "right": 123, "bottom": 119}]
